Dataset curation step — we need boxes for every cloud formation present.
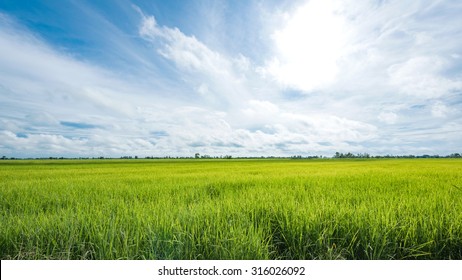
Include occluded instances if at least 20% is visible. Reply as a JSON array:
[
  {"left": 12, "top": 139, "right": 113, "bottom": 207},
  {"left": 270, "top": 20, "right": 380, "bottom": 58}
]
[{"left": 0, "top": 1, "right": 461, "bottom": 158}]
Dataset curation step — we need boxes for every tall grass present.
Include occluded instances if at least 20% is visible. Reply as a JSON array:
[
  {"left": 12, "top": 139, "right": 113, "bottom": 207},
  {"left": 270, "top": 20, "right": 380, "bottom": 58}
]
[{"left": 0, "top": 159, "right": 461, "bottom": 259}]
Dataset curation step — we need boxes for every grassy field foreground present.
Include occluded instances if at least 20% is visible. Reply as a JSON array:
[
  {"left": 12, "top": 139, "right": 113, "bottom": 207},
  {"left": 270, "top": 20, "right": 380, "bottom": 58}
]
[{"left": 1, "top": 158, "right": 461, "bottom": 259}]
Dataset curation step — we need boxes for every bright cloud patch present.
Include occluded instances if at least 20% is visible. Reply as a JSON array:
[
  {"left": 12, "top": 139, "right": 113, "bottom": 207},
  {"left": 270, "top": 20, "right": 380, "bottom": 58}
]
[{"left": 263, "top": 0, "right": 348, "bottom": 92}]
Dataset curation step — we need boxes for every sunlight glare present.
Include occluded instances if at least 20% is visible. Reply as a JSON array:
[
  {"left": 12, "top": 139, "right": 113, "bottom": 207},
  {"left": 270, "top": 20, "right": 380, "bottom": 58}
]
[{"left": 269, "top": 0, "right": 347, "bottom": 92}]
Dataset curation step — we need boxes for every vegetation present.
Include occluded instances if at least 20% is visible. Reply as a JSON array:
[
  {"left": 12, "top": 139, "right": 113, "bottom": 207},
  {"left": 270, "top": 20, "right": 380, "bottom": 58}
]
[{"left": 0, "top": 158, "right": 461, "bottom": 259}]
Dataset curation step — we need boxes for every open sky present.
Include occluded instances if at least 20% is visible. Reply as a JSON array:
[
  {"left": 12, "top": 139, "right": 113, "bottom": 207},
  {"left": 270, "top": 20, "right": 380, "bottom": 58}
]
[{"left": 1, "top": 0, "right": 461, "bottom": 158}]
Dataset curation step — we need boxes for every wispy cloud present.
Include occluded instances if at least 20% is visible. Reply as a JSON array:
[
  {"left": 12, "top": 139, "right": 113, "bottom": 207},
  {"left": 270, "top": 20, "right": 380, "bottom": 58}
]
[
  {"left": 60, "top": 121, "right": 101, "bottom": 129},
  {"left": 137, "top": 7, "right": 258, "bottom": 109}
]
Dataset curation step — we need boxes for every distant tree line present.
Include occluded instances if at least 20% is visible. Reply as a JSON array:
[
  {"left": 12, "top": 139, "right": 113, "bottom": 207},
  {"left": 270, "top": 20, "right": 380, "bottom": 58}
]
[
  {"left": 333, "top": 152, "right": 462, "bottom": 159},
  {"left": 1, "top": 153, "right": 461, "bottom": 160},
  {"left": 334, "top": 152, "right": 370, "bottom": 158}
]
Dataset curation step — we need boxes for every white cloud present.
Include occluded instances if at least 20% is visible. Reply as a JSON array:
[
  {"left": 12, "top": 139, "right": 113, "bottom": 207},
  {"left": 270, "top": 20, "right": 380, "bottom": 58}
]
[
  {"left": 242, "top": 100, "right": 280, "bottom": 122},
  {"left": 431, "top": 101, "right": 449, "bottom": 118},
  {"left": 139, "top": 14, "right": 230, "bottom": 75},
  {"left": 0, "top": 130, "right": 89, "bottom": 156},
  {"left": 388, "top": 56, "right": 462, "bottom": 98},
  {"left": 196, "top": 83, "right": 210, "bottom": 97},
  {"left": 378, "top": 111, "right": 398, "bottom": 125}
]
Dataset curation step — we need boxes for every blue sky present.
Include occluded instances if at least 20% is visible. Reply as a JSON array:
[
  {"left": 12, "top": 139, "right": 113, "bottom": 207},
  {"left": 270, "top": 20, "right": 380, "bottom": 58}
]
[{"left": 0, "top": 0, "right": 461, "bottom": 158}]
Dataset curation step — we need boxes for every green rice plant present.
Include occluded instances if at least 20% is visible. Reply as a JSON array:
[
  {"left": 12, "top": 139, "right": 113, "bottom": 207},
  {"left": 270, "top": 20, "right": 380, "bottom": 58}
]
[{"left": 0, "top": 158, "right": 461, "bottom": 259}]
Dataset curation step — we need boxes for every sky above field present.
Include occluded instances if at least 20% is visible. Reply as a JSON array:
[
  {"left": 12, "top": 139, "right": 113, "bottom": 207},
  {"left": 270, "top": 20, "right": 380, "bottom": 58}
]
[{"left": 1, "top": 0, "right": 461, "bottom": 158}]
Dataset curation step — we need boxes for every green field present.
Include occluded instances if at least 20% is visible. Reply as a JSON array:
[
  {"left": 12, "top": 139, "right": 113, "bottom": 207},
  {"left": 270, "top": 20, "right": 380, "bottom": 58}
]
[{"left": 1, "top": 159, "right": 461, "bottom": 259}]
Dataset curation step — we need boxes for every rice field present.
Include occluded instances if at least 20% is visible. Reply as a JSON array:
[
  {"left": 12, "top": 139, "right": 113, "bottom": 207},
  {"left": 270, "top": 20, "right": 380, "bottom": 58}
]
[{"left": 0, "top": 158, "right": 461, "bottom": 260}]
